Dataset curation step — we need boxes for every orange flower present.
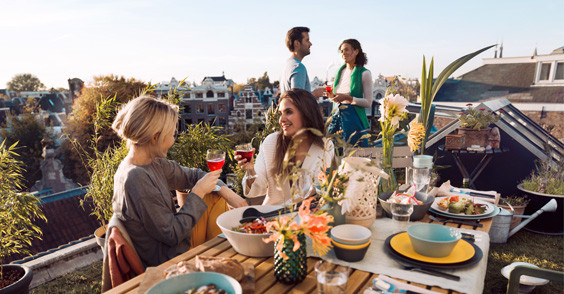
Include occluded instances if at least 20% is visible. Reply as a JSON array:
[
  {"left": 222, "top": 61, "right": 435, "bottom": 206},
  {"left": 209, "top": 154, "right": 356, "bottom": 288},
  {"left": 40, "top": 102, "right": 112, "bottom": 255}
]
[
  {"left": 408, "top": 120, "right": 426, "bottom": 152},
  {"left": 263, "top": 198, "right": 334, "bottom": 259}
]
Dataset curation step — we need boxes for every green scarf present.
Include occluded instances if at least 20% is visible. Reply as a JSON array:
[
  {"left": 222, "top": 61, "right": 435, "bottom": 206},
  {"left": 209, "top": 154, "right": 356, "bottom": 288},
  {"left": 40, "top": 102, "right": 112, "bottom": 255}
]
[{"left": 333, "top": 65, "right": 370, "bottom": 129}]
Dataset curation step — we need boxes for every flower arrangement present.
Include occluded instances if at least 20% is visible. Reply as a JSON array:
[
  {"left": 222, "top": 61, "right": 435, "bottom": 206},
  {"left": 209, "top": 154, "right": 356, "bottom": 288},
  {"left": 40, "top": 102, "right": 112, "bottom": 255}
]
[
  {"left": 379, "top": 93, "right": 409, "bottom": 192},
  {"left": 263, "top": 198, "right": 333, "bottom": 259},
  {"left": 459, "top": 104, "right": 501, "bottom": 130}
]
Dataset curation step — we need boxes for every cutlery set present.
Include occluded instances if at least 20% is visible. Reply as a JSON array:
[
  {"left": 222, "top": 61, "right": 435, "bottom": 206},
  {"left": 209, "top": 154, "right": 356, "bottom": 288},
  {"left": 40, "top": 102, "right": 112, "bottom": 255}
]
[{"left": 429, "top": 215, "right": 483, "bottom": 227}]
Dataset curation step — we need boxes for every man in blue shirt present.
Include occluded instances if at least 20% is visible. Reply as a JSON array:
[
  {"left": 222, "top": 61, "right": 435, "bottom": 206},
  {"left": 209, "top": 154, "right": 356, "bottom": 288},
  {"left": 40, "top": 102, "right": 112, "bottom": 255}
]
[{"left": 280, "top": 27, "right": 323, "bottom": 98}]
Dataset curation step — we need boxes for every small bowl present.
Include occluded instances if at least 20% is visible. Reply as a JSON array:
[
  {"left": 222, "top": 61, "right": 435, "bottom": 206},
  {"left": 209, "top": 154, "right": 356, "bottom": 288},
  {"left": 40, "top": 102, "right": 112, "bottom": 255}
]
[
  {"left": 330, "top": 224, "right": 372, "bottom": 245},
  {"left": 379, "top": 191, "right": 434, "bottom": 221},
  {"left": 407, "top": 223, "right": 461, "bottom": 258},
  {"left": 332, "top": 240, "right": 370, "bottom": 262},
  {"left": 147, "top": 272, "right": 242, "bottom": 294},
  {"left": 216, "top": 205, "right": 283, "bottom": 257},
  {"left": 332, "top": 238, "right": 371, "bottom": 249}
]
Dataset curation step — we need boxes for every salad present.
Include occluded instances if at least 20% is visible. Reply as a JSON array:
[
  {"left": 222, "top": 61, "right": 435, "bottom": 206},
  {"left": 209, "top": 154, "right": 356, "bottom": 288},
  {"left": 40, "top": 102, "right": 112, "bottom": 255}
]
[
  {"left": 437, "top": 196, "right": 487, "bottom": 215},
  {"left": 232, "top": 217, "right": 268, "bottom": 234}
]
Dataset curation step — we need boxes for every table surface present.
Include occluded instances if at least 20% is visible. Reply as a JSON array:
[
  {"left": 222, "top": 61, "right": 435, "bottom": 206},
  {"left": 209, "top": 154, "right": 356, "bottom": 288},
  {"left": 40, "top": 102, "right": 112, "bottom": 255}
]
[{"left": 105, "top": 214, "right": 493, "bottom": 294}]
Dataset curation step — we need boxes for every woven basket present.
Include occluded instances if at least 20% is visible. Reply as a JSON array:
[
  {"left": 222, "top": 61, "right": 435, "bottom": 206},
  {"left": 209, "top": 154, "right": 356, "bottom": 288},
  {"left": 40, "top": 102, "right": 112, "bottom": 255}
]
[{"left": 338, "top": 157, "right": 386, "bottom": 228}]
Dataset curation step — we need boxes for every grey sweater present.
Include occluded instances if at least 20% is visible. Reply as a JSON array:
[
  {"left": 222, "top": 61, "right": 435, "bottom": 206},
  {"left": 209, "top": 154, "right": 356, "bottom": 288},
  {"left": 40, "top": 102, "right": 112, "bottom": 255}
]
[{"left": 112, "top": 157, "right": 223, "bottom": 267}]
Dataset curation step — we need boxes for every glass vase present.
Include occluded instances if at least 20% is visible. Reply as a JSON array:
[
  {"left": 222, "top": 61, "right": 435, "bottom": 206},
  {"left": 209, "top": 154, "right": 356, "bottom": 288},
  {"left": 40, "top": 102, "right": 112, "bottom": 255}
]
[
  {"left": 380, "top": 134, "right": 397, "bottom": 193},
  {"left": 274, "top": 233, "right": 307, "bottom": 284},
  {"left": 321, "top": 201, "right": 346, "bottom": 227}
]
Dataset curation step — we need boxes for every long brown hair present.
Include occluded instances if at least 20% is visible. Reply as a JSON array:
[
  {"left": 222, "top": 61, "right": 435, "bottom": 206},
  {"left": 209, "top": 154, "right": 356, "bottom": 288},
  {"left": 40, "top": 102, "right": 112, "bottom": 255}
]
[
  {"left": 340, "top": 39, "right": 367, "bottom": 67},
  {"left": 273, "top": 88, "right": 325, "bottom": 175}
]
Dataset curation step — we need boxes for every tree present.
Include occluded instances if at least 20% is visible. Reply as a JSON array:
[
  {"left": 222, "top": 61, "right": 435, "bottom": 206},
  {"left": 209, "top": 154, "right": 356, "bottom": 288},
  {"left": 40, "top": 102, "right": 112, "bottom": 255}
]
[
  {"left": 7, "top": 73, "right": 45, "bottom": 91},
  {"left": 0, "top": 112, "right": 53, "bottom": 190},
  {"left": 60, "top": 75, "right": 147, "bottom": 184}
]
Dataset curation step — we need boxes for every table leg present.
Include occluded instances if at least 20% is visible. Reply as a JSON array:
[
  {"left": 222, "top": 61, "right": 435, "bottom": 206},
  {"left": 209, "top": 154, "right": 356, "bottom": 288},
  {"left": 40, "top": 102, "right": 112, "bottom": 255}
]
[
  {"left": 451, "top": 153, "right": 471, "bottom": 187},
  {"left": 468, "top": 155, "right": 493, "bottom": 189}
]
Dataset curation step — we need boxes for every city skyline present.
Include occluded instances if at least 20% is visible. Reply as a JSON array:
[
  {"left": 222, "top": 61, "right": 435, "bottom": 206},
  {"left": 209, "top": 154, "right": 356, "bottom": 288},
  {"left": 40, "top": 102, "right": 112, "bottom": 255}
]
[{"left": 1, "top": 0, "right": 562, "bottom": 89}]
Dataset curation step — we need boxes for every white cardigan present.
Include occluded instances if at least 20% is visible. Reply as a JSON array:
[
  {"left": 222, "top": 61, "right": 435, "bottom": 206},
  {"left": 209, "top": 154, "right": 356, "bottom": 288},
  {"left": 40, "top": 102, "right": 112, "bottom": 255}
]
[{"left": 243, "top": 133, "right": 335, "bottom": 205}]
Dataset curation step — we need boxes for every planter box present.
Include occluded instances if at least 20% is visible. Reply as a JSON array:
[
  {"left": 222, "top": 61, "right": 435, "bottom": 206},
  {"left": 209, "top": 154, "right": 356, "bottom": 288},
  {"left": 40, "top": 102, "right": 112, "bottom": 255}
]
[
  {"left": 458, "top": 128, "right": 490, "bottom": 148},
  {"left": 518, "top": 184, "right": 563, "bottom": 235}
]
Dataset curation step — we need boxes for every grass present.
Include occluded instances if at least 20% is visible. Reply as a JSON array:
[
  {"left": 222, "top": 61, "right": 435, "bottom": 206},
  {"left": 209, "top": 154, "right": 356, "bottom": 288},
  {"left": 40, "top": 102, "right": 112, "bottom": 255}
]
[
  {"left": 31, "top": 231, "right": 563, "bottom": 294},
  {"left": 485, "top": 230, "right": 564, "bottom": 294},
  {"left": 31, "top": 261, "right": 102, "bottom": 294}
]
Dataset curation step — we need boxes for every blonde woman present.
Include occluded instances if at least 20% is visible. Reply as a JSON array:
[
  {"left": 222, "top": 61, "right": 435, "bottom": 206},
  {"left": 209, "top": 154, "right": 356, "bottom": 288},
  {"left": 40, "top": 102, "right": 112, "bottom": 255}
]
[{"left": 111, "top": 96, "right": 246, "bottom": 267}]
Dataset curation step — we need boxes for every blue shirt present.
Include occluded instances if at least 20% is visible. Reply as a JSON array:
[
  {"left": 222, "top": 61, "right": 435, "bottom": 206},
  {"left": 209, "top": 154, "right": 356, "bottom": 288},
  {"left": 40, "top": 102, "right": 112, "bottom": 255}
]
[{"left": 280, "top": 58, "right": 311, "bottom": 93}]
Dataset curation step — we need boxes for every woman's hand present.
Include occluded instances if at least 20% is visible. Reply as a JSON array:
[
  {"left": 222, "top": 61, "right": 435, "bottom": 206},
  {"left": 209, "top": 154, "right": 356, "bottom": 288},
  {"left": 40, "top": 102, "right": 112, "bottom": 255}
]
[
  {"left": 235, "top": 148, "right": 256, "bottom": 173},
  {"left": 218, "top": 186, "right": 248, "bottom": 208},
  {"left": 331, "top": 94, "right": 353, "bottom": 103},
  {"left": 191, "top": 170, "right": 221, "bottom": 198}
]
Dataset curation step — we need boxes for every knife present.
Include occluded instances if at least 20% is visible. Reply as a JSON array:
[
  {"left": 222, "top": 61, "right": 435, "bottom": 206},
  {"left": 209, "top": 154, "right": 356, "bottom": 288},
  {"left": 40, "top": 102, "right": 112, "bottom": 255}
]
[
  {"left": 403, "top": 265, "right": 461, "bottom": 281},
  {"left": 450, "top": 189, "right": 496, "bottom": 198},
  {"left": 430, "top": 215, "right": 484, "bottom": 227}
]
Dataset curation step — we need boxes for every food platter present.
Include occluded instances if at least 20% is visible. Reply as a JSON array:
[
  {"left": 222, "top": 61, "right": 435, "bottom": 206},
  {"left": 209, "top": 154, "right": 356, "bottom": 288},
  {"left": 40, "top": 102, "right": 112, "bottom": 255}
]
[
  {"left": 384, "top": 233, "right": 483, "bottom": 270},
  {"left": 430, "top": 205, "right": 500, "bottom": 220},
  {"left": 431, "top": 196, "right": 495, "bottom": 217}
]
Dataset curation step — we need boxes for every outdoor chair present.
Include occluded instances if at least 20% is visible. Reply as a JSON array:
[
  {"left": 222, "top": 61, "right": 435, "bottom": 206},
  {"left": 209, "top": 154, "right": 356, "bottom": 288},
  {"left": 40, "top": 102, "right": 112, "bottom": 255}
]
[
  {"left": 102, "top": 215, "right": 144, "bottom": 292},
  {"left": 507, "top": 264, "right": 564, "bottom": 294}
]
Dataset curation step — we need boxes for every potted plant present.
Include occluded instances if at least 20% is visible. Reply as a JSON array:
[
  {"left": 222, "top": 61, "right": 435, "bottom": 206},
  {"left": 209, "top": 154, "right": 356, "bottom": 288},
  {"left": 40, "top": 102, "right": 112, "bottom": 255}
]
[
  {"left": 457, "top": 104, "right": 501, "bottom": 148},
  {"left": 499, "top": 195, "right": 530, "bottom": 230},
  {"left": 0, "top": 141, "right": 47, "bottom": 293},
  {"left": 517, "top": 147, "right": 564, "bottom": 234},
  {"left": 74, "top": 95, "right": 128, "bottom": 248}
]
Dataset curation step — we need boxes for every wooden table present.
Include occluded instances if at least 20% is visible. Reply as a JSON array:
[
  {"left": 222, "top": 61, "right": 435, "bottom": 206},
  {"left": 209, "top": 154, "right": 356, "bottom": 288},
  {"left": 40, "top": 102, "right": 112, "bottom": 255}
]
[{"left": 105, "top": 214, "right": 492, "bottom": 294}]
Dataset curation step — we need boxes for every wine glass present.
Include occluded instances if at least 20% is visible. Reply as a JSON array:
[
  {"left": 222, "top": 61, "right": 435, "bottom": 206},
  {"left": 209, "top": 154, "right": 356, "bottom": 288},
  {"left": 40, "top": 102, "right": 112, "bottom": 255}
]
[
  {"left": 325, "top": 85, "right": 334, "bottom": 99},
  {"left": 206, "top": 149, "right": 225, "bottom": 192},
  {"left": 234, "top": 143, "right": 254, "bottom": 163},
  {"left": 206, "top": 149, "right": 226, "bottom": 171}
]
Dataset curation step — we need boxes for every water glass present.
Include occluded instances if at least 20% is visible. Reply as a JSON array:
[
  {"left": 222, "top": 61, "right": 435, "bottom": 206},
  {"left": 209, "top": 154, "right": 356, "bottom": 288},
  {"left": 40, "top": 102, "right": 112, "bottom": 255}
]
[
  {"left": 407, "top": 167, "right": 431, "bottom": 193},
  {"left": 391, "top": 202, "right": 414, "bottom": 232},
  {"left": 315, "top": 260, "right": 349, "bottom": 294}
]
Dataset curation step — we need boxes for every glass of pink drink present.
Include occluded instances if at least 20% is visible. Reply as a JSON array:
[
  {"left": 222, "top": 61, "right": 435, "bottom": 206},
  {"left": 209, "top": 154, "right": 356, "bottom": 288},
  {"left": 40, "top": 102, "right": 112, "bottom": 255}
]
[
  {"left": 234, "top": 143, "right": 254, "bottom": 163},
  {"left": 206, "top": 149, "right": 226, "bottom": 171}
]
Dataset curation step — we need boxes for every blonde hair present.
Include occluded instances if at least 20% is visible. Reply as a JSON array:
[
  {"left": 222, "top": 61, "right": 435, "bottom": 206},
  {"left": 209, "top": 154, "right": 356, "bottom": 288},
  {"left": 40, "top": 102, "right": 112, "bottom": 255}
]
[{"left": 112, "top": 96, "right": 179, "bottom": 150}]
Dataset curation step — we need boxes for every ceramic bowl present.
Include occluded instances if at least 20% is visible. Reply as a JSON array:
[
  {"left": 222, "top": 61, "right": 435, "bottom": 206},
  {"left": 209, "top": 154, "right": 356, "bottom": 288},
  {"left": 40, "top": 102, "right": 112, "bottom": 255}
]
[
  {"left": 379, "top": 191, "right": 434, "bottom": 221},
  {"left": 331, "top": 239, "right": 370, "bottom": 262},
  {"left": 146, "top": 272, "right": 242, "bottom": 294},
  {"left": 216, "top": 205, "right": 283, "bottom": 257},
  {"left": 407, "top": 223, "right": 461, "bottom": 258},
  {"left": 330, "top": 224, "right": 372, "bottom": 245}
]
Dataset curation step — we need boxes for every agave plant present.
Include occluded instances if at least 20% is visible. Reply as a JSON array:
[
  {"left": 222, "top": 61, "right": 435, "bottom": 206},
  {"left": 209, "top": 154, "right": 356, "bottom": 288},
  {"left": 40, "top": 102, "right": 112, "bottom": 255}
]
[{"left": 417, "top": 45, "right": 495, "bottom": 154}]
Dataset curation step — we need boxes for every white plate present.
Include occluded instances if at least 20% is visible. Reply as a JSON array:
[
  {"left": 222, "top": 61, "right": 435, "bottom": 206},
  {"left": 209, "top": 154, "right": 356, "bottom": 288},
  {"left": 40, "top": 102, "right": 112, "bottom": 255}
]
[
  {"left": 430, "top": 206, "right": 500, "bottom": 220},
  {"left": 431, "top": 196, "right": 495, "bottom": 217}
]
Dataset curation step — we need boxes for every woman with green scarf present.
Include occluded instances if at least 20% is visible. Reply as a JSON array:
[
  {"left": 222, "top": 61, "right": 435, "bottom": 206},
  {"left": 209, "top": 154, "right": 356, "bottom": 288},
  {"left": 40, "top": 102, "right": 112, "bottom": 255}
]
[{"left": 327, "top": 39, "right": 373, "bottom": 147}]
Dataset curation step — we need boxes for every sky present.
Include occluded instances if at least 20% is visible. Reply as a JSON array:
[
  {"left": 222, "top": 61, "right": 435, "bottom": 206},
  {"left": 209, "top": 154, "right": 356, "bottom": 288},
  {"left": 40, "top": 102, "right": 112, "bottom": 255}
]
[{"left": 1, "top": 0, "right": 563, "bottom": 89}]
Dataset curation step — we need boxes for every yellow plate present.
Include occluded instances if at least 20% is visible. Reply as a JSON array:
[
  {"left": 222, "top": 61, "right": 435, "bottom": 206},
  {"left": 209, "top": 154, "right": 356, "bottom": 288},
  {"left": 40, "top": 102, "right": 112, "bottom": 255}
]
[{"left": 390, "top": 232, "right": 475, "bottom": 264}]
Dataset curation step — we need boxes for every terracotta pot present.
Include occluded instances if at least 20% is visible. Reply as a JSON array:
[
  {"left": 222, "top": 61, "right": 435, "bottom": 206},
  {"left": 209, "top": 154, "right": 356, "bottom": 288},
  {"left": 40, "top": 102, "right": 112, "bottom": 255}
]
[
  {"left": 94, "top": 225, "right": 107, "bottom": 250},
  {"left": 0, "top": 264, "right": 33, "bottom": 294},
  {"left": 458, "top": 128, "right": 490, "bottom": 148}
]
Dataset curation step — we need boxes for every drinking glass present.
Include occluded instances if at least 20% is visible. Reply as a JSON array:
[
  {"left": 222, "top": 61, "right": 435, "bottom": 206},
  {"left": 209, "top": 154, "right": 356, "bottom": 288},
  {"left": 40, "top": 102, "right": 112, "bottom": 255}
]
[
  {"left": 226, "top": 173, "right": 237, "bottom": 190},
  {"left": 315, "top": 260, "right": 349, "bottom": 294},
  {"left": 391, "top": 202, "right": 414, "bottom": 232},
  {"left": 407, "top": 167, "right": 431, "bottom": 193},
  {"left": 234, "top": 143, "right": 254, "bottom": 163},
  {"left": 325, "top": 85, "right": 334, "bottom": 99},
  {"left": 206, "top": 149, "right": 226, "bottom": 171}
]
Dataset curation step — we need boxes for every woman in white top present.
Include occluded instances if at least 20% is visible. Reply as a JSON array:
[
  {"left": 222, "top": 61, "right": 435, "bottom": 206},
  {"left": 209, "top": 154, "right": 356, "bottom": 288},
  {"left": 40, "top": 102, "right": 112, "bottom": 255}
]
[
  {"left": 327, "top": 39, "right": 373, "bottom": 147},
  {"left": 236, "top": 88, "right": 335, "bottom": 205}
]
